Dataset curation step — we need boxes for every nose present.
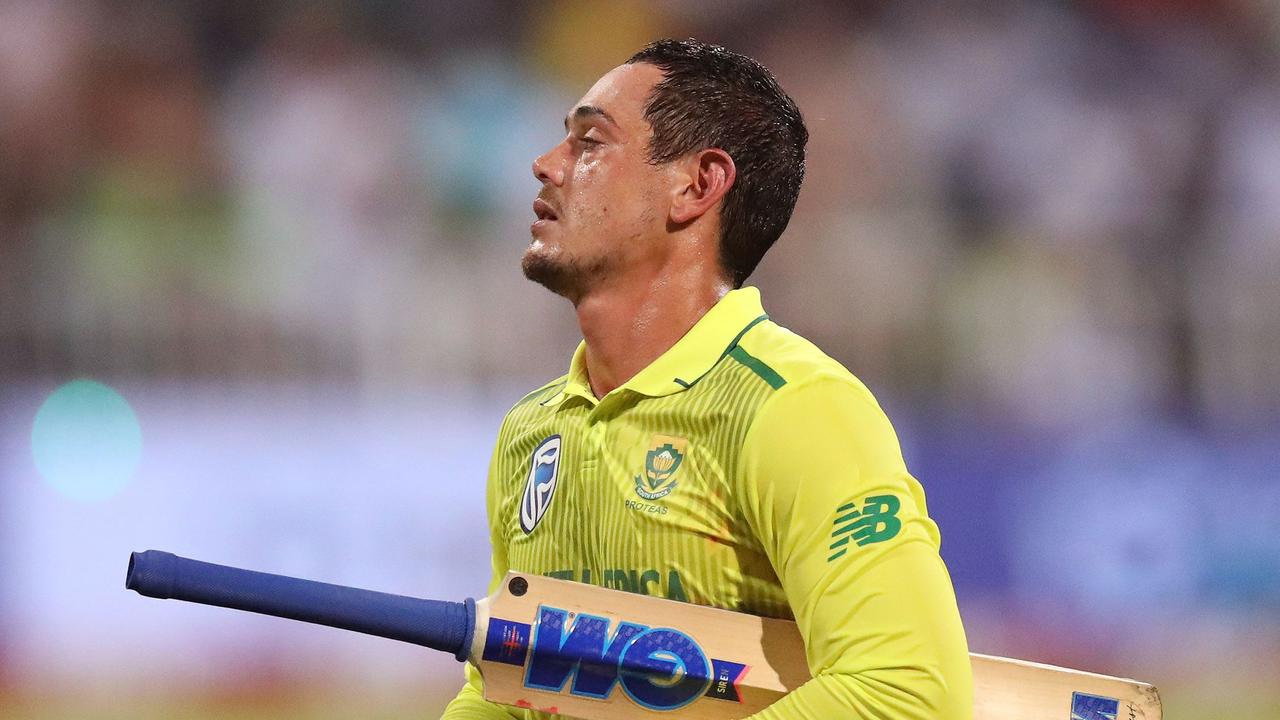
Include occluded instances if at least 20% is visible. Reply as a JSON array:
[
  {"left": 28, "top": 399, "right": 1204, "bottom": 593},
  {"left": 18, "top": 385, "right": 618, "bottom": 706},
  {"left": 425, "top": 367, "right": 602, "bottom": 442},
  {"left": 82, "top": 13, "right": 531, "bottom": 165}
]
[{"left": 532, "top": 143, "right": 564, "bottom": 186}]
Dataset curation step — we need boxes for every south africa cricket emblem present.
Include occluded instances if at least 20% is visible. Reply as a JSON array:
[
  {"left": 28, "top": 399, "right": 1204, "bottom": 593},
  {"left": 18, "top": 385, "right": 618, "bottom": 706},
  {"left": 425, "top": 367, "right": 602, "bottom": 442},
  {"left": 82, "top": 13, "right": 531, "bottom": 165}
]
[{"left": 634, "top": 435, "right": 686, "bottom": 500}]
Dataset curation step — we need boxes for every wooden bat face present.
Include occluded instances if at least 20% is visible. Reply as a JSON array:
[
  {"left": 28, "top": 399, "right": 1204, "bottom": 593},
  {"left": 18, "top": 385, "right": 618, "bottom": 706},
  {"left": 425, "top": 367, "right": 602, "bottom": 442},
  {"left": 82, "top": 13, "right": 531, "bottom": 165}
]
[
  {"left": 972, "top": 653, "right": 1163, "bottom": 720},
  {"left": 473, "top": 572, "right": 808, "bottom": 719},
  {"left": 473, "top": 573, "right": 1162, "bottom": 720}
]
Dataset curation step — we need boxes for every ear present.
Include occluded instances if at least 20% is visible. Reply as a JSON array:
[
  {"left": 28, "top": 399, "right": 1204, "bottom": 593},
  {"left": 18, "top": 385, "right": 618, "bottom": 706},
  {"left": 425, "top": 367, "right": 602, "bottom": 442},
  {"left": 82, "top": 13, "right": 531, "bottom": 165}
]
[{"left": 669, "top": 148, "right": 736, "bottom": 226}]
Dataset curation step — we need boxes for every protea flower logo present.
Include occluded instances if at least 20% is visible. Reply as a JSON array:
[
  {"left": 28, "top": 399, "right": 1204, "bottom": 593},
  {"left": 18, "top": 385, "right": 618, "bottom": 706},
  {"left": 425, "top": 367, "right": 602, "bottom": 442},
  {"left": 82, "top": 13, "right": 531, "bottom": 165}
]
[
  {"left": 520, "top": 435, "right": 561, "bottom": 534},
  {"left": 635, "top": 436, "right": 686, "bottom": 501}
]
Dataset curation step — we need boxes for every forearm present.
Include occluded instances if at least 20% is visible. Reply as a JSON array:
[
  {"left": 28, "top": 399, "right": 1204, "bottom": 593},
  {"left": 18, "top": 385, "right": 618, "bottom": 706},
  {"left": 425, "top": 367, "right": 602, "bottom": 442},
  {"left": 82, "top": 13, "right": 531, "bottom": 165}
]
[
  {"left": 441, "top": 684, "right": 519, "bottom": 720},
  {"left": 440, "top": 663, "right": 523, "bottom": 720},
  {"left": 747, "top": 667, "right": 951, "bottom": 720},
  {"left": 745, "top": 548, "right": 971, "bottom": 720}
]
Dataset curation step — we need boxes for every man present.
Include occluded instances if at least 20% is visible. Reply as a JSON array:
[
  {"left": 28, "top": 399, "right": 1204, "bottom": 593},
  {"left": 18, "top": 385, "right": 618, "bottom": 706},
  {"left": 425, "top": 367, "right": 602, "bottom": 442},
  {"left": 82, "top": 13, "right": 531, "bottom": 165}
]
[{"left": 443, "top": 39, "right": 971, "bottom": 719}]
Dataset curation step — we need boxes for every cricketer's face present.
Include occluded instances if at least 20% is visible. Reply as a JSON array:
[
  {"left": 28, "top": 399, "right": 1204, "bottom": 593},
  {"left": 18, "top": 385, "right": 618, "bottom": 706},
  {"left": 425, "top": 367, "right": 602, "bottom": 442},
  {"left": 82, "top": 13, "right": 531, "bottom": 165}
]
[{"left": 524, "top": 62, "right": 671, "bottom": 301}]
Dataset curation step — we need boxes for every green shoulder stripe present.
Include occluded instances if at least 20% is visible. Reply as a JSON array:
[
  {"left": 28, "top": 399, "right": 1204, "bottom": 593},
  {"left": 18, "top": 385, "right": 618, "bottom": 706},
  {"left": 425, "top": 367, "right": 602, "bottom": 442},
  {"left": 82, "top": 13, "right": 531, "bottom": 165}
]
[
  {"left": 728, "top": 346, "right": 786, "bottom": 390},
  {"left": 674, "top": 313, "right": 771, "bottom": 389},
  {"left": 722, "top": 314, "right": 770, "bottom": 358}
]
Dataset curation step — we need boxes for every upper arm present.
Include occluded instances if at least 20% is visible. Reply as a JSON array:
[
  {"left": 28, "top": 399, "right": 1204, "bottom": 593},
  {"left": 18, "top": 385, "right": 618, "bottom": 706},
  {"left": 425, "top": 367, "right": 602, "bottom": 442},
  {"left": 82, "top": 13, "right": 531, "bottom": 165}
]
[{"left": 736, "top": 376, "right": 972, "bottom": 717}]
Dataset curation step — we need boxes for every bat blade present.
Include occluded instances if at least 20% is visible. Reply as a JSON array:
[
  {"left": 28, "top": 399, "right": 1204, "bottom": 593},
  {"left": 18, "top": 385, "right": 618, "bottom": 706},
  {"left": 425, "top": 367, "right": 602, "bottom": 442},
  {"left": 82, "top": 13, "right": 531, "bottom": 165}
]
[
  {"left": 971, "top": 653, "right": 1162, "bottom": 720},
  {"left": 475, "top": 572, "right": 807, "bottom": 719},
  {"left": 477, "top": 572, "right": 1161, "bottom": 720}
]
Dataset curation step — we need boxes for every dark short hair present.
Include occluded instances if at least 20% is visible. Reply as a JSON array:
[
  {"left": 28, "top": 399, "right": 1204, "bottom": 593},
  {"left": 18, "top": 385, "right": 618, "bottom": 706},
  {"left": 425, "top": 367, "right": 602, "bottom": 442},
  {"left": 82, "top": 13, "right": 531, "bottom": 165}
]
[{"left": 627, "top": 39, "right": 807, "bottom": 288}]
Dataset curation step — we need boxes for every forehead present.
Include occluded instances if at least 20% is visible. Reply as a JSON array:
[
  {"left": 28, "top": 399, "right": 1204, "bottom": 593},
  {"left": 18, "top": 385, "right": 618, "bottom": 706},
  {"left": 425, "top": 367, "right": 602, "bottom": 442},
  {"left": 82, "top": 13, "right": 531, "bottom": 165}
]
[{"left": 570, "top": 62, "right": 664, "bottom": 133}]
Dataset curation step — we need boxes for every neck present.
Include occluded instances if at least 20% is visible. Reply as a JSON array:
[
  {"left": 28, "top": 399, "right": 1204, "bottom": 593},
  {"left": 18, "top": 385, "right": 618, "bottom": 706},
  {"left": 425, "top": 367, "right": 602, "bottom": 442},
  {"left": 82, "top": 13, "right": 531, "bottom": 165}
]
[{"left": 574, "top": 260, "right": 730, "bottom": 399}]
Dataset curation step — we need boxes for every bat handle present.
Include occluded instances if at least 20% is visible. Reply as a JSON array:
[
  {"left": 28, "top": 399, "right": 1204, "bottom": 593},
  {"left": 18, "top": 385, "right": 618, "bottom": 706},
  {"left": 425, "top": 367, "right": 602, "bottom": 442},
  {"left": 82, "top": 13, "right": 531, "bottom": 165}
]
[{"left": 126, "top": 550, "right": 475, "bottom": 661}]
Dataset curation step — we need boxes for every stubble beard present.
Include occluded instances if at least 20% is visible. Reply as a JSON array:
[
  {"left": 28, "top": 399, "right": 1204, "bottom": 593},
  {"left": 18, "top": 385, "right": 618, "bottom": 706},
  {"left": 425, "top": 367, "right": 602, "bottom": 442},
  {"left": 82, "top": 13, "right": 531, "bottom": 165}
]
[{"left": 521, "top": 240, "right": 615, "bottom": 305}]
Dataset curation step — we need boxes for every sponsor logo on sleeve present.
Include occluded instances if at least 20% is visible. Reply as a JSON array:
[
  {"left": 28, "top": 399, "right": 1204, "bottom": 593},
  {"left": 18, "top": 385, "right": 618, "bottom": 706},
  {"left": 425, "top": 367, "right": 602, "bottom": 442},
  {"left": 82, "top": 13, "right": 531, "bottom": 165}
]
[{"left": 827, "top": 494, "right": 902, "bottom": 561}]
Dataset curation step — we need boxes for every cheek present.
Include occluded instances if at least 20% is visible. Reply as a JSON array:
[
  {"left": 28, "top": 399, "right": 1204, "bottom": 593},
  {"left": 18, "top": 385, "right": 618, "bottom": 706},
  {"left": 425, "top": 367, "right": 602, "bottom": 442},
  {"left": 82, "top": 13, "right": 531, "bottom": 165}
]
[
  {"left": 571, "top": 153, "right": 609, "bottom": 187},
  {"left": 565, "top": 153, "right": 658, "bottom": 229},
  {"left": 567, "top": 159, "right": 614, "bottom": 217}
]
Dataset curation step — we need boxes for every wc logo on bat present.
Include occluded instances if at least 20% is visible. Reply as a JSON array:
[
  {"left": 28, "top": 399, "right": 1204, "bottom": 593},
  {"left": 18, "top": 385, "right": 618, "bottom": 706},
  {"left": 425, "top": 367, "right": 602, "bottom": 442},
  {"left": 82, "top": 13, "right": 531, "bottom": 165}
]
[
  {"left": 482, "top": 606, "right": 750, "bottom": 711},
  {"left": 520, "top": 436, "right": 561, "bottom": 534}
]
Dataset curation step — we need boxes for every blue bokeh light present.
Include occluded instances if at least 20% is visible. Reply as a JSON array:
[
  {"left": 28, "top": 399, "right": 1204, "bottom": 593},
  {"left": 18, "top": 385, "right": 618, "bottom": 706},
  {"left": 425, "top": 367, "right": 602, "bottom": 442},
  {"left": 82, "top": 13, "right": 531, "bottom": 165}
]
[{"left": 31, "top": 379, "right": 143, "bottom": 501}]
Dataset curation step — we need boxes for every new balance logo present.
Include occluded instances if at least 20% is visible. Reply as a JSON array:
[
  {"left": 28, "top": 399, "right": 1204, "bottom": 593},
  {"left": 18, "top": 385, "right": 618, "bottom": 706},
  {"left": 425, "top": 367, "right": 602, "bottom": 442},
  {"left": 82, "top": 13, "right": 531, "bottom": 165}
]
[{"left": 828, "top": 495, "right": 902, "bottom": 561}]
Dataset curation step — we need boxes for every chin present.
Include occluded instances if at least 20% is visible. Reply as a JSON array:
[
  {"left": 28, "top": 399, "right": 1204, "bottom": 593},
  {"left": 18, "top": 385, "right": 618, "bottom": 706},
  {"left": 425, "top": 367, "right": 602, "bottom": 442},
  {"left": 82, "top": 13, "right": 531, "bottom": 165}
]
[
  {"left": 522, "top": 238, "right": 556, "bottom": 272},
  {"left": 522, "top": 243, "right": 613, "bottom": 304},
  {"left": 522, "top": 245, "right": 574, "bottom": 296}
]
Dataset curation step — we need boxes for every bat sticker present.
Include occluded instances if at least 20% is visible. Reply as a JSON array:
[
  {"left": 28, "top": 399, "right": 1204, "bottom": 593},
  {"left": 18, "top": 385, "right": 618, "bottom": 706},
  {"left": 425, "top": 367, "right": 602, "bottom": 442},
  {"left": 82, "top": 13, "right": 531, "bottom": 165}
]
[
  {"left": 484, "top": 605, "right": 750, "bottom": 712},
  {"left": 1072, "top": 691, "right": 1120, "bottom": 720}
]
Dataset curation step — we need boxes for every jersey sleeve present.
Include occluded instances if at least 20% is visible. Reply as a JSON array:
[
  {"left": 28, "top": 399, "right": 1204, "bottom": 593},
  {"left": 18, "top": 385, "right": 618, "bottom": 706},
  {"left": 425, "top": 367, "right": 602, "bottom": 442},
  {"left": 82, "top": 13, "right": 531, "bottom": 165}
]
[
  {"left": 735, "top": 375, "right": 972, "bottom": 720},
  {"left": 440, "top": 663, "right": 518, "bottom": 720},
  {"left": 441, "top": 419, "right": 526, "bottom": 720}
]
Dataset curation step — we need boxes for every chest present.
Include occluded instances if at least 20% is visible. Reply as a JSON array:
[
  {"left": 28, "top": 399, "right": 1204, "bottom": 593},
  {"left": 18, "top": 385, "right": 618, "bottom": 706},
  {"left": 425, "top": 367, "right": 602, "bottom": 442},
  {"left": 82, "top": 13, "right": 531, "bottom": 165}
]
[{"left": 493, "top": 401, "right": 764, "bottom": 594}]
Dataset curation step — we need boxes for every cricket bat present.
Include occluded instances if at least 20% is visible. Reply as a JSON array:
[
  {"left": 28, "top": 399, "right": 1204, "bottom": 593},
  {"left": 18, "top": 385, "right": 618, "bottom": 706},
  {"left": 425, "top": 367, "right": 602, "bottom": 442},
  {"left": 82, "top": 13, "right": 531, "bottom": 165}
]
[{"left": 125, "top": 550, "right": 1161, "bottom": 720}]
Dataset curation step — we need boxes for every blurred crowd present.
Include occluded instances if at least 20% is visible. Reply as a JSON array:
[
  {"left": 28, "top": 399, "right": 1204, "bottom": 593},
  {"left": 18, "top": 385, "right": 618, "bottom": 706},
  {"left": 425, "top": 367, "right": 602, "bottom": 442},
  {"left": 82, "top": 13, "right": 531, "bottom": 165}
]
[{"left": 2, "top": 0, "right": 1278, "bottom": 432}]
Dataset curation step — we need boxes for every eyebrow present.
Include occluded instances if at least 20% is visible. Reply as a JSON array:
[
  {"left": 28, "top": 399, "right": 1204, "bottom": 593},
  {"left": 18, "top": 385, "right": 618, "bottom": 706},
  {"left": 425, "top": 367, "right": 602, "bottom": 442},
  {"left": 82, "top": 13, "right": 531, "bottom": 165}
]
[{"left": 564, "top": 105, "right": 618, "bottom": 131}]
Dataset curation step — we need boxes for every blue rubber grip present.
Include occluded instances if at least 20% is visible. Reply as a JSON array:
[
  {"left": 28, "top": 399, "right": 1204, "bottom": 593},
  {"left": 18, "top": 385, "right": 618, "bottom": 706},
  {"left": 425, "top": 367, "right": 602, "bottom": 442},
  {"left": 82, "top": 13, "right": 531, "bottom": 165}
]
[{"left": 127, "top": 550, "right": 475, "bottom": 662}]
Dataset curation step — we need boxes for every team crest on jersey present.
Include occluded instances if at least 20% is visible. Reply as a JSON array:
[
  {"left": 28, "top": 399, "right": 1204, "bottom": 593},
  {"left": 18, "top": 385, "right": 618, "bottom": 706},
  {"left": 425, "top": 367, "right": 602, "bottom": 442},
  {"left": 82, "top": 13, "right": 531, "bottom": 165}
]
[
  {"left": 520, "top": 435, "right": 561, "bottom": 534},
  {"left": 634, "top": 435, "right": 687, "bottom": 501}
]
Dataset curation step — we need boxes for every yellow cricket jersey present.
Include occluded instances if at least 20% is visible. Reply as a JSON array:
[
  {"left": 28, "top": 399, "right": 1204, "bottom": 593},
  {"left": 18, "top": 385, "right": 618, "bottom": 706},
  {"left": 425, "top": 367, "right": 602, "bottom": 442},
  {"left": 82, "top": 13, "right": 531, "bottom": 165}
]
[{"left": 442, "top": 287, "right": 972, "bottom": 720}]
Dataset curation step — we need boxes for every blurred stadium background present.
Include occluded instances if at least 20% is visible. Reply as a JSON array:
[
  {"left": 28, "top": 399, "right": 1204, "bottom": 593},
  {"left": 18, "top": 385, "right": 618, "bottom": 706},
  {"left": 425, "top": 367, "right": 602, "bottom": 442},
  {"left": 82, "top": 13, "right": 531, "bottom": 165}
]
[{"left": 2, "top": 0, "right": 1278, "bottom": 718}]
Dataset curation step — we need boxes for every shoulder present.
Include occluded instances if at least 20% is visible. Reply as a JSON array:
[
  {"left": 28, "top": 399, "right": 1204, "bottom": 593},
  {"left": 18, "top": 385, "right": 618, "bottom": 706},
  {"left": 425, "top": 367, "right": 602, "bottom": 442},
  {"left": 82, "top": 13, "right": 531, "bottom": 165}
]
[
  {"left": 511, "top": 375, "right": 570, "bottom": 409},
  {"left": 735, "top": 322, "right": 910, "bottom": 485},
  {"left": 494, "top": 375, "right": 569, "bottom": 435},
  {"left": 487, "top": 376, "right": 571, "bottom": 481},
  {"left": 735, "top": 318, "right": 881, "bottom": 410}
]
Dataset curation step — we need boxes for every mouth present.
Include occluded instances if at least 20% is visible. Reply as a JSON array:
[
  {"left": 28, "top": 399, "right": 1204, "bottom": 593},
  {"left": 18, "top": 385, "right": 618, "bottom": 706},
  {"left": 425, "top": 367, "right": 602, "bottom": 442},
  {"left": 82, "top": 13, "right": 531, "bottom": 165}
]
[{"left": 533, "top": 198, "right": 559, "bottom": 222}]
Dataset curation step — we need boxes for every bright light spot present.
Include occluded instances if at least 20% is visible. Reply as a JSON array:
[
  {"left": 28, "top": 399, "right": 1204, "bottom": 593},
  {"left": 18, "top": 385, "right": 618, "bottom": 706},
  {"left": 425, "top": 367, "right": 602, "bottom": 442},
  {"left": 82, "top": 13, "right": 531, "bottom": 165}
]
[{"left": 31, "top": 379, "right": 142, "bottom": 501}]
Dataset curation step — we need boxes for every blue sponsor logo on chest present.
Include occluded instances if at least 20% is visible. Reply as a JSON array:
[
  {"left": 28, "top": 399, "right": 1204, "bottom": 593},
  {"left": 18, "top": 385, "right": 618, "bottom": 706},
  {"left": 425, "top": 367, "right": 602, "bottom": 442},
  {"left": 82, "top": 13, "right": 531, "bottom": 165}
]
[{"left": 482, "top": 605, "right": 749, "bottom": 710}]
